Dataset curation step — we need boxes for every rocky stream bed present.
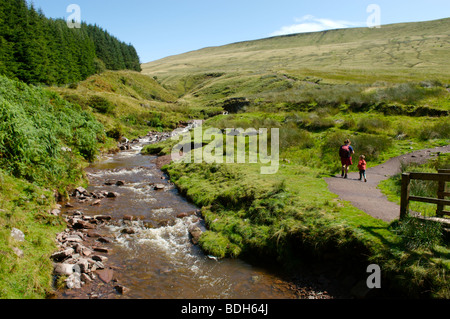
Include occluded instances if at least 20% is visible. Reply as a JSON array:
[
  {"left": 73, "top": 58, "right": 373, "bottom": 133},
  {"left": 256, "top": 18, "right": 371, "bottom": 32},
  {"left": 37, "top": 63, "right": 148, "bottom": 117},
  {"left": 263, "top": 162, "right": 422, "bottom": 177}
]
[{"left": 48, "top": 130, "right": 356, "bottom": 300}]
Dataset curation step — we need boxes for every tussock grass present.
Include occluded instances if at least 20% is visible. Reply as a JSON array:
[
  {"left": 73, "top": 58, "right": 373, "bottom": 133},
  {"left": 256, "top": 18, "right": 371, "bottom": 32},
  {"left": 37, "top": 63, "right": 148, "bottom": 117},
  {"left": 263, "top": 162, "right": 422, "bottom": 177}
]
[
  {"left": 155, "top": 106, "right": 449, "bottom": 297},
  {"left": 164, "top": 146, "right": 450, "bottom": 297}
]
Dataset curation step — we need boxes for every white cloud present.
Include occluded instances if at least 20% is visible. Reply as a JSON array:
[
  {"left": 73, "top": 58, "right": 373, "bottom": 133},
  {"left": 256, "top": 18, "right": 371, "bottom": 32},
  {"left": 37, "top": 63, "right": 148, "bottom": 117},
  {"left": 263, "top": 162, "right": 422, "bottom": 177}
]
[{"left": 270, "top": 15, "right": 362, "bottom": 37}]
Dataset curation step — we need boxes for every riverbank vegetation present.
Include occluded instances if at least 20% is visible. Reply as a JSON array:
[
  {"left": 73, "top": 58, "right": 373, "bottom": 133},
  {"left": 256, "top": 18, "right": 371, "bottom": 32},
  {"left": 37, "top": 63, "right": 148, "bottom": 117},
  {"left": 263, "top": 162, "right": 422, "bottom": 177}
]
[
  {"left": 0, "top": 69, "right": 223, "bottom": 298},
  {"left": 51, "top": 71, "right": 224, "bottom": 142},
  {"left": 0, "top": 75, "right": 108, "bottom": 298}
]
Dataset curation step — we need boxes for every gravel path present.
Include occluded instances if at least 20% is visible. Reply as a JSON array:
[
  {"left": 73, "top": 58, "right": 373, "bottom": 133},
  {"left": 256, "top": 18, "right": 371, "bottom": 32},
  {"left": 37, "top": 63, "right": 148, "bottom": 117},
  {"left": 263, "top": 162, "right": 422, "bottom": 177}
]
[{"left": 325, "top": 145, "right": 450, "bottom": 222}]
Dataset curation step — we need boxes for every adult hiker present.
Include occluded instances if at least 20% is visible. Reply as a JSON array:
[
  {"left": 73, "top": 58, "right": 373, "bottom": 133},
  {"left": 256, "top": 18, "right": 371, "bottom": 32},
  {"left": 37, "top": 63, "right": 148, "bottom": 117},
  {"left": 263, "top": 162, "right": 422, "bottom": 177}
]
[{"left": 339, "top": 139, "right": 354, "bottom": 179}]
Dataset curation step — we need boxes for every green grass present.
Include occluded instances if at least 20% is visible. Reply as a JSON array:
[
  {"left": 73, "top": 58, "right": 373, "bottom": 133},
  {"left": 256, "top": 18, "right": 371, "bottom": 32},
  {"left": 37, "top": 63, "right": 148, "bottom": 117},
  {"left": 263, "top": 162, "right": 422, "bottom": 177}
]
[
  {"left": 163, "top": 154, "right": 450, "bottom": 297},
  {"left": 0, "top": 170, "right": 65, "bottom": 298}
]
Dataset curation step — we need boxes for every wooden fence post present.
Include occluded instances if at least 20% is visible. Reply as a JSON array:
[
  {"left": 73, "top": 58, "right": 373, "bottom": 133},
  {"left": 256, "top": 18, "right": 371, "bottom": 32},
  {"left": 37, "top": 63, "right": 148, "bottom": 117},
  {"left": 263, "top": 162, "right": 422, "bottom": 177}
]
[
  {"left": 400, "top": 173, "right": 410, "bottom": 219},
  {"left": 437, "top": 169, "right": 449, "bottom": 217},
  {"left": 437, "top": 179, "right": 445, "bottom": 217}
]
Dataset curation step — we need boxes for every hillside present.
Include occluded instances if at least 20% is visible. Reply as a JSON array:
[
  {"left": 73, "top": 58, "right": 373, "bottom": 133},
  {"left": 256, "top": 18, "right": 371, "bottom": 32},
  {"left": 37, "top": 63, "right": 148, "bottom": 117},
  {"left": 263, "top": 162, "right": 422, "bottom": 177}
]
[
  {"left": 51, "top": 70, "right": 224, "bottom": 141},
  {"left": 142, "top": 18, "right": 450, "bottom": 84}
]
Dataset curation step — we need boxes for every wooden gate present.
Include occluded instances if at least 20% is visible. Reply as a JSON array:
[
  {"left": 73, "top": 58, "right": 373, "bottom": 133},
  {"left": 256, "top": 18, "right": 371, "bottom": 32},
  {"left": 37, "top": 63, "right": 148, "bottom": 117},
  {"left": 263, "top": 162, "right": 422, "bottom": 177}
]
[{"left": 400, "top": 169, "right": 450, "bottom": 226}]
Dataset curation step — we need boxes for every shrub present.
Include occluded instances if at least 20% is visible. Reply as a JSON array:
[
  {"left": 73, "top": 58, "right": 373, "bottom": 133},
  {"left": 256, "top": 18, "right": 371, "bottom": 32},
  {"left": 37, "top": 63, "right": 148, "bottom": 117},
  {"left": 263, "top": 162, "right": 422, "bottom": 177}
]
[
  {"left": 88, "top": 95, "right": 115, "bottom": 114},
  {"left": 0, "top": 75, "right": 105, "bottom": 186},
  {"left": 73, "top": 126, "right": 99, "bottom": 162},
  {"left": 391, "top": 216, "right": 443, "bottom": 250},
  {"left": 279, "top": 124, "right": 314, "bottom": 150},
  {"left": 357, "top": 116, "right": 391, "bottom": 134},
  {"left": 418, "top": 118, "right": 450, "bottom": 141},
  {"left": 106, "top": 124, "right": 124, "bottom": 141}
]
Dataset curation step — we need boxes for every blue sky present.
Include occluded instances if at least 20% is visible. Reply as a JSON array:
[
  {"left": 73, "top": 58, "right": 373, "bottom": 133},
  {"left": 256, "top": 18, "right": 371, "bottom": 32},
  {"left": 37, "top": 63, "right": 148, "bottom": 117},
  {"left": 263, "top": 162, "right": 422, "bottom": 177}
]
[{"left": 29, "top": 0, "right": 450, "bottom": 63}]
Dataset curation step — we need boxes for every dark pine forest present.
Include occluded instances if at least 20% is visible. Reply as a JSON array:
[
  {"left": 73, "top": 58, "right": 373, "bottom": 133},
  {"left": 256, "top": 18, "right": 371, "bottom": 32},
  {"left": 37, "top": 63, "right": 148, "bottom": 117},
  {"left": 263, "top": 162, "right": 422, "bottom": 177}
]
[{"left": 0, "top": 0, "right": 141, "bottom": 85}]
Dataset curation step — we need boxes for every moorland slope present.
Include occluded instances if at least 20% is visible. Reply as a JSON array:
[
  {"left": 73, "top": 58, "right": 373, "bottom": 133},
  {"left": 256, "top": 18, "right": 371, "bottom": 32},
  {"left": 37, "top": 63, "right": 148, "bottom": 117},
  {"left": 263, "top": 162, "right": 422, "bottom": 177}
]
[{"left": 142, "top": 18, "right": 450, "bottom": 84}]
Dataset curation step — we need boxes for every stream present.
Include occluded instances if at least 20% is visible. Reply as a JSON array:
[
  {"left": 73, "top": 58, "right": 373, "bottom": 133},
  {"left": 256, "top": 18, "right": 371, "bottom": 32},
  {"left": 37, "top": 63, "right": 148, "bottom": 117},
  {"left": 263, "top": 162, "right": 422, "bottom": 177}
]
[{"left": 55, "top": 128, "right": 339, "bottom": 300}]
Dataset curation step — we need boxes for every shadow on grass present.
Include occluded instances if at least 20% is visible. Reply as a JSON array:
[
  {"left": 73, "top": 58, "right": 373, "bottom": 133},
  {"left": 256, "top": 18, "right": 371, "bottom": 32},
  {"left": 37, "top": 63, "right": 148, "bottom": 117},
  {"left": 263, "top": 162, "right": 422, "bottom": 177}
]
[{"left": 360, "top": 225, "right": 400, "bottom": 248}]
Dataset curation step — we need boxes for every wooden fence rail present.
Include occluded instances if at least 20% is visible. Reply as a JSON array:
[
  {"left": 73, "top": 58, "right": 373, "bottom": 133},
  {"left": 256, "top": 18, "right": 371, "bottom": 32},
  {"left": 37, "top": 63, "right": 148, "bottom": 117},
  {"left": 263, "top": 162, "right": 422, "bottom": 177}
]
[{"left": 400, "top": 169, "right": 450, "bottom": 221}]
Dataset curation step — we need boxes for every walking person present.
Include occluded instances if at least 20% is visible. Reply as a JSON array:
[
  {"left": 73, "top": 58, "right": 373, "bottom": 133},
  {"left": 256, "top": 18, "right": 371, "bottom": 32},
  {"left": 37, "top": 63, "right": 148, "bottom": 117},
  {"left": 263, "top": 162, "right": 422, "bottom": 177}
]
[
  {"left": 339, "top": 139, "right": 354, "bottom": 179},
  {"left": 358, "top": 155, "right": 367, "bottom": 182}
]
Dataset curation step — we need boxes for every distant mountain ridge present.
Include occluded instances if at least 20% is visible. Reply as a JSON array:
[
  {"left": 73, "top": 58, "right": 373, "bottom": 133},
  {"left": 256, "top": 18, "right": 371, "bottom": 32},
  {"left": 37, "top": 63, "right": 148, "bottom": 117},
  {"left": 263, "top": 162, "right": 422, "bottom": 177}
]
[{"left": 142, "top": 18, "right": 450, "bottom": 83}]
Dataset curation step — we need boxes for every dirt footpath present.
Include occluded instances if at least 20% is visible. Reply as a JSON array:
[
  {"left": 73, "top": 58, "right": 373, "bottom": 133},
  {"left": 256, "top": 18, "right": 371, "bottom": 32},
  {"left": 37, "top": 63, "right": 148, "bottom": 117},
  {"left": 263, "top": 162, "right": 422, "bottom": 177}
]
[{"left": 325, "top": 145, "right": 450, "bottom": 222}]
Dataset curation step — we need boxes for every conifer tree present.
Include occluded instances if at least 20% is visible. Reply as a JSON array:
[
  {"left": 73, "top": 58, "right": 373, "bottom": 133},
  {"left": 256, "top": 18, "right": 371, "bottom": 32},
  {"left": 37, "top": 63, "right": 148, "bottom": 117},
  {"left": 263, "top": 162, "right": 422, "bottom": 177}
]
[{"left": 0, "top": 0, "right": 141, "bottom": 85}]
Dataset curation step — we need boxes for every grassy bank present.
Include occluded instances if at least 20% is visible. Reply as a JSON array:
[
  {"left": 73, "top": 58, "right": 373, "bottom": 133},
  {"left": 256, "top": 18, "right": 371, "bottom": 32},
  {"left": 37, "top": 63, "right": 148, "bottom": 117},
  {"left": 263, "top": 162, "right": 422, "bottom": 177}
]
[
  {"left": 0, "top": 170, "right": 65, "bottom": 298},
  {"left": 0, "top": 75, "right": 109, "bottom": 298}
]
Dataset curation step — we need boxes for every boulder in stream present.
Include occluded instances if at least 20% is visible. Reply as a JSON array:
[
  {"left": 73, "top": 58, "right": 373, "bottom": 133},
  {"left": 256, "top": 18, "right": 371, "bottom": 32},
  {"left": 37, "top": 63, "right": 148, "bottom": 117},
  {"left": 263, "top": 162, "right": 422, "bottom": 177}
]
[
  {"left": 73, "top": 187, "right": 88, "bottom": 197},
  {"left": 97, "top": 269, "right": 114, "bottom": 283},
  {"left": 54, "top": 263, "right": 76, "bottom": 276},
  {"left": 106, "top": 192, "right": 120, "bottom": 198},
  {"left": 188, "top": 225, "right": 203, "bottom": 245}
]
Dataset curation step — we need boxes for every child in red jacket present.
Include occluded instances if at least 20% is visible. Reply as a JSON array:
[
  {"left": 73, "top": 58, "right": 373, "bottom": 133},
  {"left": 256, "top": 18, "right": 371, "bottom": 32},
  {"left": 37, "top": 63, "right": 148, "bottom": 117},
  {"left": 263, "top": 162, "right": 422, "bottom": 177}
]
[{"left": 358, "top": 155, "right": 367, "bottom": 182}]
